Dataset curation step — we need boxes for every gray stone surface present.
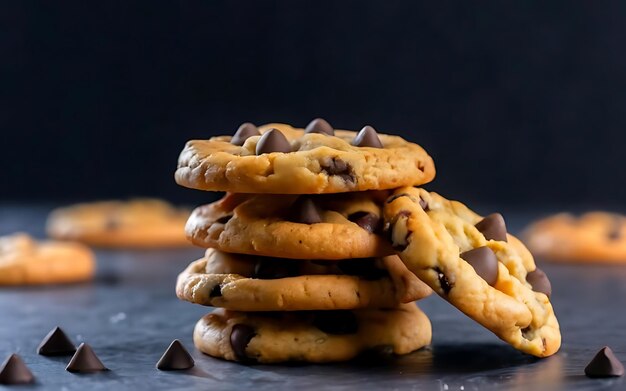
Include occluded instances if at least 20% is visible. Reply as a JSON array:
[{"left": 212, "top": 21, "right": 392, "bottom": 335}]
[{"left": 1, "top": 205, "right": 625, "bottom": 390}]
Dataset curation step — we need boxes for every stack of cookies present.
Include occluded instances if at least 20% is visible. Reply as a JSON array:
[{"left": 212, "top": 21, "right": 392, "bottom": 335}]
[
  {"left": 174, "top": 119, "right": 562, "bottom": 363},
  {"left": 174, "top": 119, "right": 436, "bottom": 363}
]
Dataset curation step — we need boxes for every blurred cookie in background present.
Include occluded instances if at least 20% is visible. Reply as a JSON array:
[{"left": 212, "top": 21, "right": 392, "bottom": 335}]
[
  {"left": 0, "top": 233, "right": 95, "bottom": 285},
  {"left": 46, "top": 199, "right": 191, "bottom": 249},
  {"left": 523, "top": 212, "right": 626, "bottom": 263}
]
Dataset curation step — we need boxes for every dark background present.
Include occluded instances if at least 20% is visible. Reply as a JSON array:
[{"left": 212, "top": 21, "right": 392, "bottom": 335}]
[{"left": 2, "top": 1, "right": 625, "bottom": 209}]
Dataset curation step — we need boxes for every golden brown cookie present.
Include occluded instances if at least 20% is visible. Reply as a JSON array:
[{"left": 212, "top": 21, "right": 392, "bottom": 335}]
[
  {"left": 384, "top": 187, "right": 561, "bottom": 357},
  {"left": 186, "top": 191, "right": 394, "bottom": 260},
  {"left": 523, "top": 212, "right": 626, "bottom": 263},
  {"left": 175, "top": 120, "right": 435, "bottom": 194},
  {"left": 176, "top": 249, "right": 431, "bottom": 311},
  {"left": 193, "top": 303, "right": 431, "bottom": 363},
  {"left": 0, "top": 233, "right": 95, "bottom": 285},
  {"left": 46, "top": 199, "right": 190, "bottom": 248}
]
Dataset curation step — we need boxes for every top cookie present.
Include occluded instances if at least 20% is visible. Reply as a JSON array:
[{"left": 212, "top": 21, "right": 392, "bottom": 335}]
[
  {"left": 47, "top": 199, "right": 191, "bottom": 248},
  {"left": 175, "top": 119, "right": 435, "bottom": 194},
  {"left": 523, "top": 212, "right": 626, "bottom": 263},
  {"left": 384, "top": 187, "right": 561, "bottom": 357}
]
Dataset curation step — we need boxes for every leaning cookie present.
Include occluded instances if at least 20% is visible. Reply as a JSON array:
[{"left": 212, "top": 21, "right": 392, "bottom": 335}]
[
  {"left": 47, "top": 199, "right": 190, "bottom": 248},
  {"left": 523, "top": 212, "right": 626, "bottom": 263},
  {"left": 193, "top": 303, "right": 431, "bottom": 363},
  {"left": 186, "top": 191, "right": 394, "bottom": 259},
  {"left": 384, "top": 187, "right": 561, "bottom": 357},
  {"left": 175, "top": 119, "right": 435, "bottom": 194},
  {"left": 176, "top": 249, "right": 431, "bottom": 311},
  {"left": 0, "top": 233, "right": 95, "bottom": 285}
]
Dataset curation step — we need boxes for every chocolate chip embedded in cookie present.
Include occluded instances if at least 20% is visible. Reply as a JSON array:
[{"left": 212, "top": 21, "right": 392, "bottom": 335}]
[
  {"left": 0, "top": 233, "right": 95, "bottom": 286},
  {"left": 175, "top": 121, "right": 435, "bottom": 194},
  {"left": 523, "top": 212, "right": 626, "bottom": 263},
  {"left": 46, "top": 199, "right": 191, "bottom": 248},
  {"left": 185, "top": 191, "right": 395, "bottom": 260},
  {"left": 192, "top": 303, "right": 431, "bottom": 363},
  {"left": 175, "top": 249, "right": 431, "bottom": 311},
  {"left": 384, "top": 187, "right": 561, "bottom": 357}
]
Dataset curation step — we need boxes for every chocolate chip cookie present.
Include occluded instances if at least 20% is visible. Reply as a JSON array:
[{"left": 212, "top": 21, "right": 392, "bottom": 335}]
[
  {"left": 175, "top": 120, "right": 435, "bottom": 194},
  {"left": 47, "top": 199, "right": 190, "bottom": 248},
  {"left": 186, "top": 191, "right": 394, "bottom": 259},
  {"left": 523, "top": 212, "right": 626, "bottom": 263},
  {"left": 176, "top": 249, "right": 431, "bottom": 311},
  {"left": 384, "top": 187, "right": 561, "bottom": 357},
  {"left": 0, "top": 233, "right": 95, "bottom": 285},
  {"left": 193, "top": 303, "right": 431, "bottom": 363}
]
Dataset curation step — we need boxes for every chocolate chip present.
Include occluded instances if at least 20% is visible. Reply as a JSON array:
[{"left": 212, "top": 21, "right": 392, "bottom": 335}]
[
  {"left": 290, "top": 197, "right": 322, "bottom": 224},
  {"left": 475, "top": 213, "right": 508, "bottom": 242},
  {"left": 434, "top": 267, "right": 452, "bottom": 294},
  {"left": 156, "top": 340, "right": 195, "bottom": 370},
  {"left": 352, "top": 126, "right": 383, "bottom": 148},
  {"left": 337, "top": 258, "right": 388, "bottom": 280},
  {"left": 460, "top": 246, "right": 499, "bottom": 286},
  {"left": 305, "top": 118, "right": 334, "bottom": 136},
  {"left": 312, "top": 311, "right": 359, "bottom": 335},
  {"left": 347, "top": 212, "right": 381, "bottom": 233},
  {"left": 521, "top": 326, "right": 533, "bottom": 340},
  {"left": 526, "top": 268, "right": 552, "bottom": 297},
  {"left": 0, "top": 354, "right": 34, "bottom": 385},
  {"left": 388, "top": 211, "right": 411, "bottom": 251},
  {"left": 230, "top": 324, "right": 256, "bottom": 362},
  {"left": 209, "top": 284, "right": 222, "bottom": 298},
  {"left": 37, "top": 326, "right": 76, "bottom": 356},
  {"left": 585, "top": 346, "right": 624, "bottom": 378},
  {"left": 419, "top": 197, "right": 429, "bottom": 211},
  {"left": 320, "top": 157, "right": 355, "bottom": 183},
  {"left": 105, "top": 217, "right": 119, "bottom": 231},
  {"left": 608, "top": 217, "right": 623, "bottom": 241},
  {"left": 255, "top": 128, "right": 292, "bottom": 154},
  {"left": 254, "top": 259, "right": 299, "bottom": 279},
  {"left": 216, "top": 215, "right": 233, "bottom": 224},
  {"left": 66, "top": 343, "right": 108, "bottom": 372},
  {"left": 231, "top": 122, "right": 260, "bottom": 146}
]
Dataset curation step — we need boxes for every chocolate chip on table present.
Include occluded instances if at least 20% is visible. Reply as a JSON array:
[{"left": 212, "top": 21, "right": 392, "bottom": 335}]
[
  {"left": 352, "top": 125, "right": 383, "bottom": 148},
  {"left": 290, "top": 197, "right": 322, "bottom": 224},
  {"left": 156, "top": 340, "right": 195, "bottom": 371},
  {"left": 347, "top": 211, "right": 381, "bottom": 233},
  {"left": 305, "top": 118, "right": 334, "bottom": 136},
  {"left": 255, "top": 128, "right": 292, "bottom": 154},
  {"left": 0, "top": 354, "right": 34, "bottom": 385},
  {"left": 231, "top": 122, "right": 260, "bottom": 146},
  {"left": 312, "top": 311, "right": 359, "bottom": 335},
  {"left": 460, "top": 246, "right": 499, "bottom": 286},
  {"left": 37, "top": 326, "right": 76, "bottom": 356},
  {"left": 320, "top": 157, "right": 355, "bottom": 183},
  {"left": 254, "top": 259, "right": 299, "bottom": 279},
  {"left": 475, "top": 213, "right": 508, "bottom": 242},
  {"left": 230, "top": 324, "right": 256, "bottom": 362},
  {"left": 434, "top": 267, "right": 452, "bottom": 294},
  {"left": 66, "top": 343, "right": 108, "bottom": 372},
  {"left": 585, "top": 346, "right": 625, "bottom": 378},
  {"left": 526, "top": 268, "right": 552, "bottom": 297}
]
